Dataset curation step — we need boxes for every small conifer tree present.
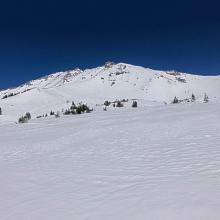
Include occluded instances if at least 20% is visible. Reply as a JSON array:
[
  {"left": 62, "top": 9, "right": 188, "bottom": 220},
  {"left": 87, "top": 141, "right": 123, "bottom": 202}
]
[
  {"left": 25, "top": 112, "right": 31, "bottom": 120},
  {"left": 132, "top": 101, "right": 138, "bottom": 108},
  {"left": 204, "top": 93, "right": 209, "bottom": 103},
  {"left": 18, "top": 116, "right": 28, "bottom": 123},
  {"left": 172, "top": 96, "right": 179, "bottom": 104},
  {"left": 104, "top": 101, "right": 111, "bottom": 106},
  {"left": 116, "top": 101, "right": 124, "bottom": 107}
]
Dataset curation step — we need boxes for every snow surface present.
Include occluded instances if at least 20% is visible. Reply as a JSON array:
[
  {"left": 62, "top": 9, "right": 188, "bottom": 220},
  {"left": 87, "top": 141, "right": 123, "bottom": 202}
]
[
  {"left": 1, "top": 63, "right": 220, "bottom": 219},
  {"left": 0, "top": 63, "right": 220, "bottom": 122},
  {"left": 1, "top": 102, "right": 220, "bottom": 220}
]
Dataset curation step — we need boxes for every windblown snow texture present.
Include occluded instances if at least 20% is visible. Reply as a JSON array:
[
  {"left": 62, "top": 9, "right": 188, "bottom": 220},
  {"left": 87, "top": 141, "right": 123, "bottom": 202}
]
[{"left": 0, "top": 63, "right": 220, "bottom": 219}]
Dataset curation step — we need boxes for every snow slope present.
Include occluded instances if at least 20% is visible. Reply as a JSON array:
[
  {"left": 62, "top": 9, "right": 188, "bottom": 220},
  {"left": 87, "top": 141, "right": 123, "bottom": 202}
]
[
  {"left": 0, "top": 102, "right": 220, "bottom": 220},
  {"left": 0, "top": 62, "right": 220, "bottom": 121},
  {"left": 0, "top": 63, "right": 220, "bottom": 219}
]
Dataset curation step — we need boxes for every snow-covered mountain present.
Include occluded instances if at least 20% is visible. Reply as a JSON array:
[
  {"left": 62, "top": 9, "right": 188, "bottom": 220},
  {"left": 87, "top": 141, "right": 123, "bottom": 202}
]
[
  {"left": 0, "top": 62, "right": 220, "bottom": 119},
  {"left": 1, "top": 62, "right": 220, "bottom": 220}
]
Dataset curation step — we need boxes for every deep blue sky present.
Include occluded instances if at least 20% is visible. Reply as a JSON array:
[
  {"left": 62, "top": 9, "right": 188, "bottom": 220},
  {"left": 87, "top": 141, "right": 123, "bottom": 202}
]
[{"left": 0, "top": 0, "right": 220, "bottom": 89}]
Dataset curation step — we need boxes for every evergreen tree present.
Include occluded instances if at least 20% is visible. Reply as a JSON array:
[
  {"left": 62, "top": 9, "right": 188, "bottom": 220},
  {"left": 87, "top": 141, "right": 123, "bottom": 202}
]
[
  {"left": 25, "top": 112, "right": 31, "bottom": 120},
  {"left": 172, "top": 96, "right": 179, "bottom": 104},
  {"left": 0, "top": 107, "right": 2, "bottom": 115},
  {"left": 75, "top": 104, "right": 91, "bottom": 114},
  {"left": 204, "top": 93, "right": 209, "bottom": 103},
  {"left": 64, "top": 109, "right": 71, "bottom": 115},
  {"left": 191, "top": 94, "right": 196, "bottom": 102},
  {"left": 18, "top": 112, "right": 31, "bottom": 123},
  {"left": 132, "top": 101, "right": 138, "bottom": 108},
  {"left": 18, "top": 116, "right": 28, "bottom": 123},
  {"left": 116, "top": 101, "right": 124, "bottom": 107},
  {"left": 69, "top": 101, "right": 77, "bottom": 111},
  {"left": 104, "top": 100, "right": 111, "bottom": 106}
]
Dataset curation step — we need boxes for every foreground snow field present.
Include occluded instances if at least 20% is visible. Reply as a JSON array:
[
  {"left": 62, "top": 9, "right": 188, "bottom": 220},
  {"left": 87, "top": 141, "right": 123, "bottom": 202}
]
[{"left": 0, "top": 102, "right": 220, "bottom": 220}]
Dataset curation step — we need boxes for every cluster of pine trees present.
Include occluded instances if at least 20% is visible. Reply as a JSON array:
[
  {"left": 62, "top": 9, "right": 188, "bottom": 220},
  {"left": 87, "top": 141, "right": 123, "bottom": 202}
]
[
  {"left": 2, "top": 92, "right": 211, "bottom": 124},
  {"left": 64, "top": 102, "right": 92, "bottom": 115},
  {"left": 16, "top": 101, "right": 93, "bottom": 124},
  {"left": 103, "top": 99, "right": 138, "bottom": 110},
  {"left": 18, "top": 112, "right": 31, "bottom": 123},
  {"left": 2, "top": 89, "right": 32, "bottom": 100},
  {"left": 132, "top": 101, "right": 138, "bottom": 108},
  {"left": 2, "top": 92, "right": 19, "bottom": 99},
  {"left": 172, "top": 93, "right": 209, "bottom": 104}
]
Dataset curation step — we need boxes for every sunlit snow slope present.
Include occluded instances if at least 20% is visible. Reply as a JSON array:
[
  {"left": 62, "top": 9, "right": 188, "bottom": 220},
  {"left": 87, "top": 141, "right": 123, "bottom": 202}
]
[
  {"left": 0, "top": 62, "right": 220, "bottom": 120},
  {"left": 1, "top": 63, "right": 220, "bottom": 219},
  {"left": 0, "top": 103, "right": 220, "bottom": 220}
]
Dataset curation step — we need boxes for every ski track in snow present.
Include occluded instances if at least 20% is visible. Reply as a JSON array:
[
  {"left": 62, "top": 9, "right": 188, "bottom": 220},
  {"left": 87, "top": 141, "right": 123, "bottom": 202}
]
[{"left": 0, "top": 103, "right": 220, "bottom": 219}]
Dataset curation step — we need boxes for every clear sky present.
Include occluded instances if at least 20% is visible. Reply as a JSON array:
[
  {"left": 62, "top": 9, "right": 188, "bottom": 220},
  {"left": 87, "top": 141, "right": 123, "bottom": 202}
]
[{"left": 0, "top": 0, "right": 220, "bottom": 89}]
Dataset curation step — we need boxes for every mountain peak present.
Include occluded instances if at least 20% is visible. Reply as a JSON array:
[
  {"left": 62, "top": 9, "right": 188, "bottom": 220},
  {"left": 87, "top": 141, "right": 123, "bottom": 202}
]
[{"left": 0, "top": 62, "right": 220, "bottom": 118}]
